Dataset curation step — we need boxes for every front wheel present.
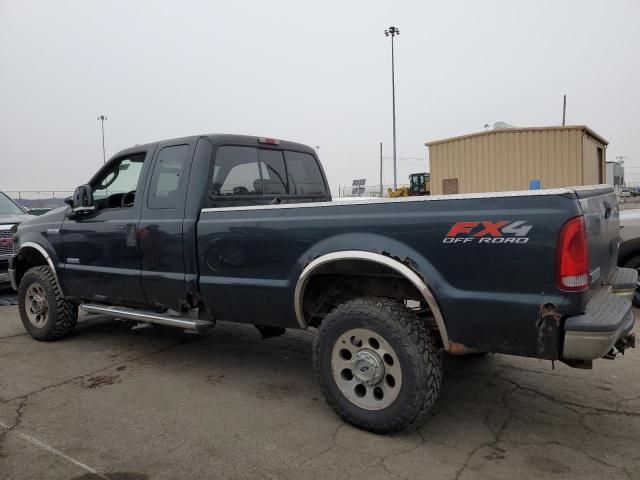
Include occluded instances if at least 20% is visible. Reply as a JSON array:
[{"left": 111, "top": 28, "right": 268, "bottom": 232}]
[
  {"left": 18, "top": 266, "right": 78, "bottom": 341},
  {"left": 313, "top": 297, "right": 443, "bottom": 433}
]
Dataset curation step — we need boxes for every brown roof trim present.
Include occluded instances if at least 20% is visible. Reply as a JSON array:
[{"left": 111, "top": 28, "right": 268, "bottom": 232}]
[{"left": 425, "top": 125, "right": 608, "bottom": 147}]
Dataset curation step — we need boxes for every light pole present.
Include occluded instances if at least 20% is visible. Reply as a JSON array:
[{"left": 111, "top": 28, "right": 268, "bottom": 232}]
[
  {"left": 97, "top": 115, "right": 108, "bottom": 164},
  {"left": 385, "top": 26, "right": 399, "bottom": 189}
]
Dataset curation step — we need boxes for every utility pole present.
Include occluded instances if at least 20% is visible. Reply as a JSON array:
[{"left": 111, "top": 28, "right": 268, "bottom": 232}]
[
  {"left": 562, "top": 95, "right": 567, "bottom": 126},
  {"left": 385, "top": 26, "right": 400, "bottom": 189},
  {"left": 379, "top": 142, "right": 383, "bottom": 197},
  {"left": 97, "top": 115, "right": 108, "bottom": 163}
]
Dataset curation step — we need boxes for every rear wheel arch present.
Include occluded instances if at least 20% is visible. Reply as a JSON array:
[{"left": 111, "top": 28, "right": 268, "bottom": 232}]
[
  {"left": 618, "top": 238, "right": 640, "bottom": 267},
  {"left": 294, "top": 250, "right": 450, "bottom": 350}
]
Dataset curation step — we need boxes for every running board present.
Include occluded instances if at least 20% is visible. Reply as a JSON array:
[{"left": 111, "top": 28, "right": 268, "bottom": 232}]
[{"left": 80, "top": 304, "right": 214, "bottom": 333}]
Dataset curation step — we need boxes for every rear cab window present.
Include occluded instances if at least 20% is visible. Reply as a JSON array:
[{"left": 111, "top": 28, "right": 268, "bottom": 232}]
[
  {"left": 283, "top": 151, "right": 326, "bottom": 196},
  {"left": 207, "top": 145, "right": 328, "bottom": 207}
]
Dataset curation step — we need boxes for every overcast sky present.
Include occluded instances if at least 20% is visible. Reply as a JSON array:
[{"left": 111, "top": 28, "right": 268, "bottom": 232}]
[{"left": 1, "top": 0, "right": 639, "bottom": 195}]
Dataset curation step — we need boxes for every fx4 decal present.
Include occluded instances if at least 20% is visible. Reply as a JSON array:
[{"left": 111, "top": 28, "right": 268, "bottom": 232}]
[{"left": 443, "top": 221, "right": 532, "bottom": 244}]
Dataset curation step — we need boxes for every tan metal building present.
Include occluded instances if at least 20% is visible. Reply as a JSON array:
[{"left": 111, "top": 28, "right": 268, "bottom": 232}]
[{"left": 426, "top": 126, "right": 608, "bottom": 195}]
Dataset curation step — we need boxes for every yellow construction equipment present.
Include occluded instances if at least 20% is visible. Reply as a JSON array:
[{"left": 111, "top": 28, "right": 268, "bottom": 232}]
[{"left": 387, "top": 173, "right": 430, "bottom": 198}]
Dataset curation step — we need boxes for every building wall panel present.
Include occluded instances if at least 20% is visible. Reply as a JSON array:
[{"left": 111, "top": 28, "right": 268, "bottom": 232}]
[{"left": 428, "top": 127, "right": 604, "bottom": 195}]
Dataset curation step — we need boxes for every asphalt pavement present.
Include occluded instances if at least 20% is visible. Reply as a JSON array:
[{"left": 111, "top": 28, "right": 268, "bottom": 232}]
[{"left": 1, "top": 305, "right": 639, "bottom": 480}]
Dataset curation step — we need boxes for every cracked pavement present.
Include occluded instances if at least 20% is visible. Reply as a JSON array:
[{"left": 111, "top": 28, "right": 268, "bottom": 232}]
[{"left": 0, "top": 305, "right": 639, "bottom": 480}]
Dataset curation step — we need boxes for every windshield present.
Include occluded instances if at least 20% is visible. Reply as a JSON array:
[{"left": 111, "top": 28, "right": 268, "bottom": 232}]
[{"left": 0, "top": 192, "right": 25, "bottom": 216}]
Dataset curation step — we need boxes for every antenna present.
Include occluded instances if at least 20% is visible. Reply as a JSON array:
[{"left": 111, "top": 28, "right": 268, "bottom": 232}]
[{"left": 379, "top": 142, "right": 383, "bottom": 197}]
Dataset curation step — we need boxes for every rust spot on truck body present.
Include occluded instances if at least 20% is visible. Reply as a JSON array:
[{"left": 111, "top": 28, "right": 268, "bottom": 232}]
[
  {"left": 536, "top": 303, "right": 562, "bottom": 360},
  {"left": 448, "top": 342, "right": 482, "bottom": 355},
  {"left": 373, "top": 249, "right": 424, "bottom": 280}
]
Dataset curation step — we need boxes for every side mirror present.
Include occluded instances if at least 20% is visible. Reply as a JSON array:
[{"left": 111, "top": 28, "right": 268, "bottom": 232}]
[
  {"left": 64, "top": 196, "right": 73, "bottom": 207},
  {"left": 70, "top": 184, "right": 95, "bottom": 215}
]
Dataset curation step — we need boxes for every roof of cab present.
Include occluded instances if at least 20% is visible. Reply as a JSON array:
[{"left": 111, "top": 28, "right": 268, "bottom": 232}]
[{"left": 115, "top": 134, "right": 316, "bottom": 159}]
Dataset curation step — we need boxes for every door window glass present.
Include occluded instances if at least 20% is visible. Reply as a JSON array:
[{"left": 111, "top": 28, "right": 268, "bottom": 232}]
[
  {"left": 148, "top": 145, "right": 189, "bottom": 209},
  {"left": 93, "top": 154, "right": 145, "bottom": 208},
  {"left": 283, "top": 151, "right": 326, "bottom": 196}
]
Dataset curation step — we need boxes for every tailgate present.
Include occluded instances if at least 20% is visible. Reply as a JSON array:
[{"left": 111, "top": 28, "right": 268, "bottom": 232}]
[{"left": 573, "top": 186, "right": 619, "bottom": 289}]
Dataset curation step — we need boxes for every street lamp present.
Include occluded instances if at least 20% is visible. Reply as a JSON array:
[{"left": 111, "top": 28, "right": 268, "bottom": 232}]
[
  {"left": 384, "top": 26, "right": 400, "bottom": 189},
  {"left": 97, "top": 115, "right": 108, "bottom": 164}
]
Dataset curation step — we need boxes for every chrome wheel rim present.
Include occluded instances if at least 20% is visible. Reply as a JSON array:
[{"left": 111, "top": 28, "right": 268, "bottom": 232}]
[
  {"left": 25, "top": 282, "right": 48, "bottom": 327},
  {"left": 331, "top": 328, "right": 402, "bottom": 410}
]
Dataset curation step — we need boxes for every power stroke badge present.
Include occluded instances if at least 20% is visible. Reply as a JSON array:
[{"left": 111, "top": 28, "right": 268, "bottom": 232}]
[{"left": 443, "top": 221, "right": 532, "bottom": 244}]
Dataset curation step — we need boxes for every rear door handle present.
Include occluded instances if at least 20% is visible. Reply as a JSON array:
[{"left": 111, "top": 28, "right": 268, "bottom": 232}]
[{"left": 125, "top": 224, "right": 137, "bottom": 247}]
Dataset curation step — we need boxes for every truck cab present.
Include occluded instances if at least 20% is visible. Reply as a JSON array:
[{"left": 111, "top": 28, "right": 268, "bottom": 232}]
[{"left": 44, "top": 135, "right": 330, "bottom": 314}]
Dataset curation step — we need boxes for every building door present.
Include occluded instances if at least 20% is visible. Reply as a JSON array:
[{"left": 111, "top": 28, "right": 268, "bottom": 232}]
[{"left": 442, "top": 178, "right": 459, "bottom": 194}]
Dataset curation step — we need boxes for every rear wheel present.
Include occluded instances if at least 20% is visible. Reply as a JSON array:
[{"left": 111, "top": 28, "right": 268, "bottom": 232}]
[
  {"left": 623, "top": 256, "right": 640, "bottom": 307},
  {"left": 18, "top": 266, "right": 77, "bottom": 341},
  {"left": 313, "top": 297, "right": 442, "bottom": 433}
]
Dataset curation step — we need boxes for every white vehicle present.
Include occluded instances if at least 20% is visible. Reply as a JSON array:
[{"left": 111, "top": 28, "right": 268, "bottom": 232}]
[{"left": 619, "top": 209, "right": 640, "bottom": 306}]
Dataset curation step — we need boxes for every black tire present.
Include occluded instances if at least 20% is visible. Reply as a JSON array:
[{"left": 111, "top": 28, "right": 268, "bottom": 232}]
[
  {"left": 623, "top": 256, "right": 640, "bottom": 308},
  {"left": 313, "top": 297, "right": 442, "bottom": 433},
  {"left": 18, "top": 266, "right": 78, "bottom": 341}
]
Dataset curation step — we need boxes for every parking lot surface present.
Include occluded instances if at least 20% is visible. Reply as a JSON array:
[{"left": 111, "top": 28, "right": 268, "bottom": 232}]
[{"left": 1, "top": 303, "right": 639, "bottom": 480}]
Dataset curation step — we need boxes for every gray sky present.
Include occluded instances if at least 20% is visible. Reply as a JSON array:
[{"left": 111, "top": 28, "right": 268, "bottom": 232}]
[{"left": 1, "top": 0, "right": 639, "bottom": 195}]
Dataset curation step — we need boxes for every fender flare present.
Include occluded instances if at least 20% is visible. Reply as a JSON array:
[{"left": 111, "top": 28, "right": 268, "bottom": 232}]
[
  {"left": 16, "top": 241, "right": 62, "bottom": 291},
  {"left": 293, "top": 250, "right": 450, "bottom": 349}
]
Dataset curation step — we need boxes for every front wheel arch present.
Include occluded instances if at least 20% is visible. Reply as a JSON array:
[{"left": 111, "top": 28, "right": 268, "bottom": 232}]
[{"left": 14, "top": 242, "right": 62, "bottom": 292}]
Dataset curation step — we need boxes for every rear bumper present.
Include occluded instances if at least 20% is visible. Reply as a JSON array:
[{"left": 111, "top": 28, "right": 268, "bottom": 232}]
[
  {"left": 563, "top": 268, "right": 637, "bottom": 361},
  {"left": 604, "top": 266, "right": 637, "bottom": 303}
]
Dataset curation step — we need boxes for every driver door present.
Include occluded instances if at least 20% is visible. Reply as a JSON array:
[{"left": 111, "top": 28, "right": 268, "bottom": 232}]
[{"left": 60, "top": 150, "right": 152, "bottom": 307}]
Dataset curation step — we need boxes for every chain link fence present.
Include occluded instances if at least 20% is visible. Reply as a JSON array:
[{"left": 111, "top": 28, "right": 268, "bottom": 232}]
[
  {"left": 337, "top": 184, "right": 409, "bottom": 198},
  {"left": 5, "top": 191, "right": 73, "bottom": 215}
]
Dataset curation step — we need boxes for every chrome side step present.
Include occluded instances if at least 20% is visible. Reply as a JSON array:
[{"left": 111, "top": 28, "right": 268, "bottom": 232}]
[{"left": 80, "top": 304, "right": 214, "bottom": 333}]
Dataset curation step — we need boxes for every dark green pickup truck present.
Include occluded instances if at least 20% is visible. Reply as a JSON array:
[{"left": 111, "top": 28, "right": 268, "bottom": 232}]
[{"left": 8, "top": 134, "right": 636, "bottom": 432}]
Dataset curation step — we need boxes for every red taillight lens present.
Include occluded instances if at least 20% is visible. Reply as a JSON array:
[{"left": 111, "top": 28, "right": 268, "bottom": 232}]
[
  {"left": 258, "top": 137, "right": 280, "bottom": 145},
  {"left": 556, "top": 216, "right": 589, "bottom": 291}
]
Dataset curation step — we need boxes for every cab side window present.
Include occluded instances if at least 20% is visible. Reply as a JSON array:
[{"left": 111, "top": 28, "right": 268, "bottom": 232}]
[{"left": 148, "top": 145, "right": 189, "bottom": 209}]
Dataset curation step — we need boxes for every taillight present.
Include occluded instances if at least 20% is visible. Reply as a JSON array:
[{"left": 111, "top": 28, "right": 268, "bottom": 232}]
[{"left": 556, "top": 216, "right": 589, "bottom": 291}]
